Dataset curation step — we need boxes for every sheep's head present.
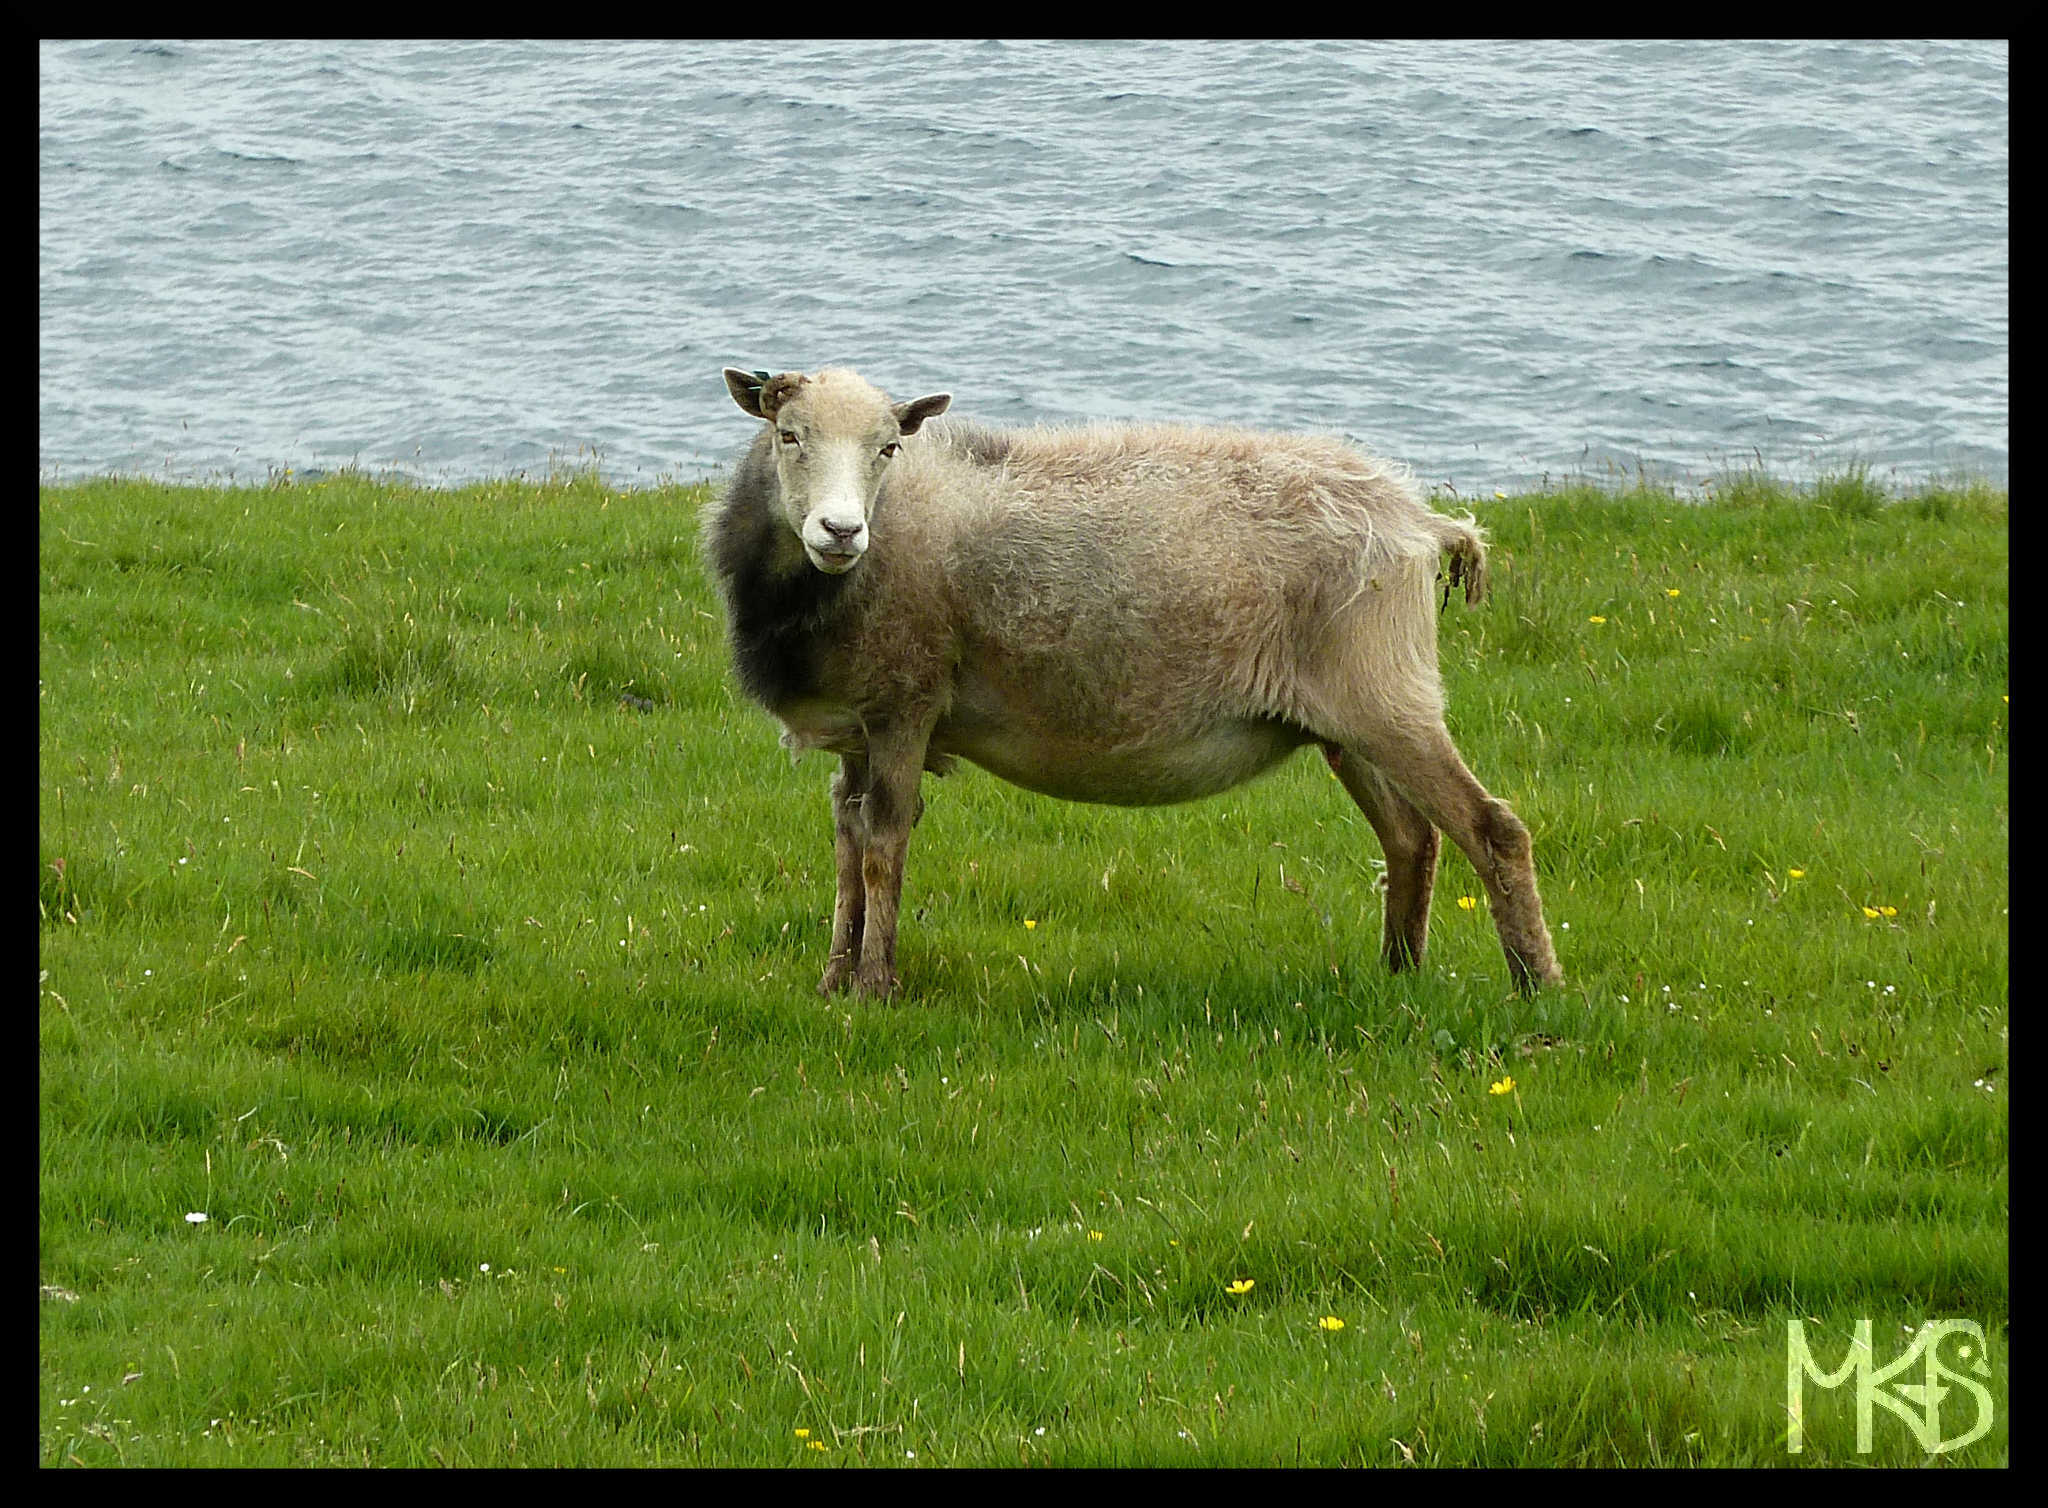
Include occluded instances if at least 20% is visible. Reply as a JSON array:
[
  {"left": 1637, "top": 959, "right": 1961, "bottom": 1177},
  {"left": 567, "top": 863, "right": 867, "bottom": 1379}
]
[{"left": 723, "top": 366, "right": 951, "bottom": 574}]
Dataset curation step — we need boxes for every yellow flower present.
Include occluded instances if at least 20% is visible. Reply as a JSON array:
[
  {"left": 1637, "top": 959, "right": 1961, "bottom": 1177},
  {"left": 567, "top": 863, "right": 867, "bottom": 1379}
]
[
  {"left": 1319, "top": 1315, "right": 1345, "bottom": 1331},
  {"left": 1457, "top": 895, "right": 1478, "bottom": 910},
  {"left": 794, "top": 1429, "right": 810, "bottom": 1438},
  {"left": 1788, "top": 869, "right": 1805, "bottom": 880},
  {"left": 1666, "top": 588, "right": 1681, "bottom": 598},
  {"left": 1225, "top": 1278, "right": 1255, "bottom": 1295},
  {"left": 1878, "top": 905, "right": 1897, "bottom": 917},
  {"left": 1023, "top": 919, "right": 1037, "bottom": 930},
  {"left": 806, "top": 1440, "right": 828, "bottom": 1452},
  {"left": 1589, "top": 615, "right": 1608, "bottom": 625},
  {"left": 1088, "top": 1230, "right": 1104, "bottom": 1242},
  {"left": 1494, "top": 490, "right": 1507, "bottom": 500},
  {"left": 1489, "top": 1076, "right": 1516, "bottom": 1095},
  {"left": 1862, "top": 906, "right": 1881, "bottom": 920}
]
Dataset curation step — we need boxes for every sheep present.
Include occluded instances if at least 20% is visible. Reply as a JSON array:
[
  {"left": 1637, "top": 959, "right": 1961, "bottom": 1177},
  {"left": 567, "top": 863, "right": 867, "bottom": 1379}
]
[{"left": 704, "top": 365, "right": 1563, "bottom": 999}]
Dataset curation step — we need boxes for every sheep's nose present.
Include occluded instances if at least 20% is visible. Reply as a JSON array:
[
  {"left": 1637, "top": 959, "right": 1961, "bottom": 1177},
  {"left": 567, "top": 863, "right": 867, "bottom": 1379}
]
[{"left": 821, "top": 519, "right": 863, "bottom": 544}]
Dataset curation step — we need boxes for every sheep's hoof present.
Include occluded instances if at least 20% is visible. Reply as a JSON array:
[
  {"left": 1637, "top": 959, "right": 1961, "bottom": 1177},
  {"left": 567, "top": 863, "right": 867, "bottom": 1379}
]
[
  {"left": 1507, "top": 952, "right": 1565, "bottom": 995},
  {"left": 1382, "top": 939, "right": 1424, "bottom": 973},
  {"left": 853, "top": 966, "right": 901, "bottom": 1000}
]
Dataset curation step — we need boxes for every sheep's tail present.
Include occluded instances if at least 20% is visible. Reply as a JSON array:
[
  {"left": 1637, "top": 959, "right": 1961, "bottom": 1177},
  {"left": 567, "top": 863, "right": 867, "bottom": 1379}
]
[{"left": 1432, "top": 514, "right": 1489, "bottom": 607}]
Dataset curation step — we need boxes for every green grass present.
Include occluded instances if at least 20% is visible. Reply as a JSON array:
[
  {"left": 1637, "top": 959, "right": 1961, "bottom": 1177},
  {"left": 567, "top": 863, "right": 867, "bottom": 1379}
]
[{"left": 40, "top": 468, "right": 2007, "bottom": 1466}]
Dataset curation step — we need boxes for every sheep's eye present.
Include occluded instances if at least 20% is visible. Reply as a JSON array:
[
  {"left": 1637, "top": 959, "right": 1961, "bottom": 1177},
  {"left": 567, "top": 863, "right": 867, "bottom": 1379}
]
[
  {"left": 879, "top": 442, "right": 900, "bottom": 460},
  {"left": 778, "top": 431, "right": 800, "bottom": 447}
]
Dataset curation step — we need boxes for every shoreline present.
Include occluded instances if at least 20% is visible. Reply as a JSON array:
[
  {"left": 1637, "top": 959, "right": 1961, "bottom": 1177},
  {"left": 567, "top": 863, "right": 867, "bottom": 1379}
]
[{"left": 35, "top": 464, "right": 2012, "bottom": 508}]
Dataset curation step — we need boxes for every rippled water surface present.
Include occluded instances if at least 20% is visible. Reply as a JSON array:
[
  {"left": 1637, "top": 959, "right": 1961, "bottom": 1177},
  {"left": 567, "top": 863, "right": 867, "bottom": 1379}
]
[{"left": 40, "top": 39, "right": 2008, "bottom": 490}]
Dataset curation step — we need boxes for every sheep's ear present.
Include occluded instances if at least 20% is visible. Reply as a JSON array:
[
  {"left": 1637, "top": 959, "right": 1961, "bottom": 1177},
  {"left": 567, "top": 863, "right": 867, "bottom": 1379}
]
[
  {"left": 892, "top": 392, "right": 952, "bottom": 435},
  {"left": 723, "top": 368, "right": 773, "bottom": 419}
]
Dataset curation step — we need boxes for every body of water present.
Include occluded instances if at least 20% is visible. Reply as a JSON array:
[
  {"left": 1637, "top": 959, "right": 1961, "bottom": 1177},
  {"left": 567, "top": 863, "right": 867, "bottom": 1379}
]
[{"left": 39, "top": 39, "right": 2008, "bottom": 492}]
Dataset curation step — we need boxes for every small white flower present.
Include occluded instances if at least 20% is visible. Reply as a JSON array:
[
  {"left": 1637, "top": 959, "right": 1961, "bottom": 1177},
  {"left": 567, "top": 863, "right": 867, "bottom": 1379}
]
[
  {"left": 185, "top": 1211, "right": 208, "bottom": 1224},
  {"left": 479, "top": 1262, "right": 490, "bottom": 1273}
]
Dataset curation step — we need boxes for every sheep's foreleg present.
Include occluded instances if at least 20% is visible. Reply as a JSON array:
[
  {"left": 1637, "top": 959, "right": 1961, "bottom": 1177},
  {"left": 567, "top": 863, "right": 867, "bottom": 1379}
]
[
  {"left": 850, "top": 733, "right": 928, "bottom": 998},
  {"left": 819, "top": 756, "right": 869, "bottom": 995}
]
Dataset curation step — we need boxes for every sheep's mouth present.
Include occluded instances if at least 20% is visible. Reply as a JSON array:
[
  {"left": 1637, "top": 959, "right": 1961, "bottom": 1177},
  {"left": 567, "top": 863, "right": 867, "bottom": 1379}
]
[{"left": 806, "top": 545, "right": 864, "bottom": 574}]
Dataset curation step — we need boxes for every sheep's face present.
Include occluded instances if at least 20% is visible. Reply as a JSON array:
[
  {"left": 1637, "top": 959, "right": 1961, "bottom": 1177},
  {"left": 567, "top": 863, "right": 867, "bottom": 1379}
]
[{"left": 725, "top": 367, "right": 950, "bottom": 574}]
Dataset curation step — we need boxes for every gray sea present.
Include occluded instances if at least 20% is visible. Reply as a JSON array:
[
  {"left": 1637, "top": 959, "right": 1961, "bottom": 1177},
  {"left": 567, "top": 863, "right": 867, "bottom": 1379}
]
[{"left": 39, "top": 39, "right": 2008, "bottom": 493}]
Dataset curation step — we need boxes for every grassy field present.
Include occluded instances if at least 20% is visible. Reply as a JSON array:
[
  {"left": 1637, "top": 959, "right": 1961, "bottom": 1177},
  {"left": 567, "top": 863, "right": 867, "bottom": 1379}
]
[{"left": 40, "top": 467, "right": 2006, "bottom": 1466}]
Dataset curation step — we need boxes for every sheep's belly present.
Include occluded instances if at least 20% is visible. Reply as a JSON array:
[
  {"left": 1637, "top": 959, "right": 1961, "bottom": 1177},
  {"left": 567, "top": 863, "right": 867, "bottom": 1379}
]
[
  {"left": 774, "top": 702, "right": 864, "bottom": 761},
  {"left": 935, "top": 716, "right": 1310, "bottom": 807}
]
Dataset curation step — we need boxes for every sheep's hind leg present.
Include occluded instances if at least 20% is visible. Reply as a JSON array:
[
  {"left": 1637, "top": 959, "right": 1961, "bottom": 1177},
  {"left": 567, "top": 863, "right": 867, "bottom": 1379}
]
[
  {"left": 818, "top": 756, "right": 869, "bottom": 995},
  {"left": 1325, "top": 744, "right": 1439, "bottom": 972},
  {"left": 1334, "top": 721, "right": 1561, "bottom": 993}
]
